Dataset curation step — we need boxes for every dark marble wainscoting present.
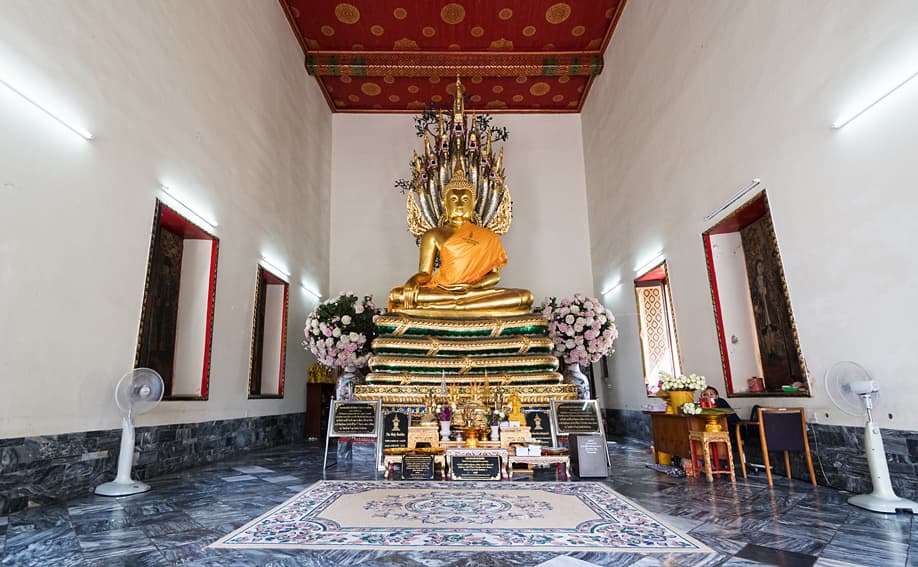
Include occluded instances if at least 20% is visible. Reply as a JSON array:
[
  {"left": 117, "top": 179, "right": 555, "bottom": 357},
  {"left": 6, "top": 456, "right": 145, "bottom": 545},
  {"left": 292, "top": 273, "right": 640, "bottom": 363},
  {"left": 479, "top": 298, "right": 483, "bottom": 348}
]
[
  {"left": 604, "top": 408, "right": 652, "bottom": 444},
  {"left": 809, "top": 423, "right": 917, "bottom": 501},
  {"left": 602, "top": 406, "right": 918, "bottom": 501},
  {"left": 0, "top": 412, "right": 305, "bottom": 515}
]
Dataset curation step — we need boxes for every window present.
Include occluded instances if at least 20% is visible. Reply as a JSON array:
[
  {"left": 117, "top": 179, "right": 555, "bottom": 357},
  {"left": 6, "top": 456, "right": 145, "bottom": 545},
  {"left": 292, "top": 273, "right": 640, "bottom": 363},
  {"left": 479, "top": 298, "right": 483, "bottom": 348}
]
[
  {"left": 702, "top": 191, "right": 808, "bottom": 396},
  {"left": 248, "top": 265, "right": 288, "bottom": 398},
  {"left": 634, "top": 261, "right": 682, "bottom": 395},
  {"left": 134, "top": 199, "right": 218, "bottom": 399}
]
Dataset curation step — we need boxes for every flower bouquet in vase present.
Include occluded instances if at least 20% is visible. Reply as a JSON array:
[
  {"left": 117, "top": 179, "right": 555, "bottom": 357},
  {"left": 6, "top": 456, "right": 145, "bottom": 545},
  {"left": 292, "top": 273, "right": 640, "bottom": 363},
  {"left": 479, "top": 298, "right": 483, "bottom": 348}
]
[
  {"left": 539, "top": 294, "right": 619, "bottom": 400},
  {"left": 303, "top": 292, "right": 379, "bottom": 399},
  {"left": 436, "top": 403, "right": 455, "bottom": 440},
  {"left": 488, "top": 408, "right": 507, "bottom": 440},
  {"left": 657, "top": 371, "right": 706, "bottom": 415}
]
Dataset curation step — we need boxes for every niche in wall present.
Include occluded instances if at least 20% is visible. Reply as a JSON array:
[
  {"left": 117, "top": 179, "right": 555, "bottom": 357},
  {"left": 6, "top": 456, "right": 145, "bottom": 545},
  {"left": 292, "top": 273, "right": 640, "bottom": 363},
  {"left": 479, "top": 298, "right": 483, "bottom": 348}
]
[
  {"left": 135, "top": 199, "right": 218, "bottom": 400},
  {"left": 248, "top": 265, "right": 288, "bottom": 398},
  {"left": 702, "top": 192, "right": 809, "bottom": 396},
  {"left": 634, "top": 261, "right": 682, "bottom": 395}
]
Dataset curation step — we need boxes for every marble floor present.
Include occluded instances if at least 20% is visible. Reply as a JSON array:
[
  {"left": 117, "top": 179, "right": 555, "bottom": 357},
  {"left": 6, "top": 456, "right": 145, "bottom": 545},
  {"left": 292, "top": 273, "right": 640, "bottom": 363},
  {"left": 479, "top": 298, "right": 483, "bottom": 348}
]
[{"left": 0, "top": 440, "right": 915, "bottom": 566}]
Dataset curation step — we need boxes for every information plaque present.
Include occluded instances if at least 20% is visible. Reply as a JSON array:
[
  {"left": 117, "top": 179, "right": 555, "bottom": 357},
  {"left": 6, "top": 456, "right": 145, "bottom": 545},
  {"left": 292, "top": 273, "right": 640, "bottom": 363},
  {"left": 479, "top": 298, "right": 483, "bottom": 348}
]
[
  {"left": 323, "top": 400, "right": 382, "bottom": 470},
  {"left": 401, "top": 454, "right": 435, "bottom": 480},
  {"left": 552, "top": 400, "right": 601, "bottom": 434},
  {"left": 449, "top": 455, "right": 502, "bottom": 480},
  {"left": 331, "top": 402, "right": 379, "bottom": 436},
  {"left": 550, "top": 400, "right": 610, "bottom": 467},
  {"left": 525, "top": 410, "right": 555, "bottom": 446},
  {"left": 382, "top": 412, "right": 410, "bottom": 450}
]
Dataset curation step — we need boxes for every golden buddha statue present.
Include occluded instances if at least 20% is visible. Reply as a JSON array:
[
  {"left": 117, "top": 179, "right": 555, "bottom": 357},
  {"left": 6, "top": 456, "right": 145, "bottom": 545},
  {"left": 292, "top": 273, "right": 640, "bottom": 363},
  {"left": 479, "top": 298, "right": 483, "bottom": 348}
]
[
  {"left": 388, "top": 165, "right": 533, "bottom": 316},
  {"left": 507, "top": 389, "right": 525, "bottom": 424}
]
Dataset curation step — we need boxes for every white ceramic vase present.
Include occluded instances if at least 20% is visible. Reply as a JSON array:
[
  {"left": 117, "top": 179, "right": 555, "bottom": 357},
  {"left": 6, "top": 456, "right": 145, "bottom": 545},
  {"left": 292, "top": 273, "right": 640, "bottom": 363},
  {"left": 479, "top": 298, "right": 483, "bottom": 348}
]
[
  {"left": 335, "top": 364, "right": 360, "bottom": 400},
  {"left": 564, "top": 362, "right": 591, "bottom": 400},
  {"left": 439, "top": 420, "right": 451, "bottom": 441}
]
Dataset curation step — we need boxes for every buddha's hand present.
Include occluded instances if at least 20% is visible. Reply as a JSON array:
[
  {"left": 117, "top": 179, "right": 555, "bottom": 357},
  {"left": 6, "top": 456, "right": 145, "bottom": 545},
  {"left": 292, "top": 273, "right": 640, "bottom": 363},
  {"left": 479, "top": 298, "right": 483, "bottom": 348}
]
[
  {"left": 405, "top": 273, "right": 432, "bottom": 288},
  {"left": 437, "top": 282, "right": 470, "bottom": 293}
]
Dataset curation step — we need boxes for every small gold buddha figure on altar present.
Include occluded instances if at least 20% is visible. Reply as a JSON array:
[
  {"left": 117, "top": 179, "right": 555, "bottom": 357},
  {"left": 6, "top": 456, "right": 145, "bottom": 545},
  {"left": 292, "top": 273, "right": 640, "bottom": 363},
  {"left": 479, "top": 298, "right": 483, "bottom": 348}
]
[
  {"left": 388, "top": 165, "right": 533, "bottom": 316},
  {"left": 507, "top": 389, "right": 525, "bottom": 423}
]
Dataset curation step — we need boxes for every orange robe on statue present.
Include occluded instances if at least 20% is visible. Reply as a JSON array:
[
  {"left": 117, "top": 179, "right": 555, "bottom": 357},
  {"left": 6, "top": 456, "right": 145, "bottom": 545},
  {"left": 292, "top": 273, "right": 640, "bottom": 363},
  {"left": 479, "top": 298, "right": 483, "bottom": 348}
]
[{"left": 429, "top": 225, "right": 508, "bottom": 288}]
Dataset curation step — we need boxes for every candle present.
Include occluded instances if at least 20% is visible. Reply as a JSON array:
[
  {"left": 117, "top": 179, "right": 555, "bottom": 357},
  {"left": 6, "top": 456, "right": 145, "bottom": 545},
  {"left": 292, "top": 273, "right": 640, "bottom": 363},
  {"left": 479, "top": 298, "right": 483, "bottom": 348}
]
[{"left": 440, "top": 370, "right": 447, "bottom": 396}]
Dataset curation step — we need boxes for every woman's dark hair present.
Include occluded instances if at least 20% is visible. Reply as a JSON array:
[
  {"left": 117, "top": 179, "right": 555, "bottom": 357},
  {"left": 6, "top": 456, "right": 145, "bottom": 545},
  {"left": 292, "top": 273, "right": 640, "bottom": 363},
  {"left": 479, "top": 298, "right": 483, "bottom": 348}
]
[{"left": 704, "top": 386, "right": 719, "bottom": 396}]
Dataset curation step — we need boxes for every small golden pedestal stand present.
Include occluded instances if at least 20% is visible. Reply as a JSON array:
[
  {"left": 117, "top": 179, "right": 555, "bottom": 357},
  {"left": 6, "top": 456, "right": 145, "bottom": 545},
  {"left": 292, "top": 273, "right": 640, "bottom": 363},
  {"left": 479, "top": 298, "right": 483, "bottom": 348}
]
[{"left": 460, "top": 426, "right": 488, "bottom": 448}]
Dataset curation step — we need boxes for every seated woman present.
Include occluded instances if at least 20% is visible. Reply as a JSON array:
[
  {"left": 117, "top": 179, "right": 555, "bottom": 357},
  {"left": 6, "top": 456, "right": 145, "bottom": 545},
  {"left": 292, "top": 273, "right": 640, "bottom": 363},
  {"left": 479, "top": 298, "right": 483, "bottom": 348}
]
[
  {"left": 388, "top": 166, "right": 533, "bottom": 317},
  {"left": 701, "top": 386, "right": 740, "bottom": 432}
]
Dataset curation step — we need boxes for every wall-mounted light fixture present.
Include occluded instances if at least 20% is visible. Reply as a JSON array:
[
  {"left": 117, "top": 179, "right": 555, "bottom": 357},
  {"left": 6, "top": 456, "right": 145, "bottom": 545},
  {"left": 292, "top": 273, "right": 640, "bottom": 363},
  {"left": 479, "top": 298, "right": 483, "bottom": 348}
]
[
  {"left": 704, "top": 179, "right": 761, "bottom": 222},
  {"left": 300, "top": 283, "right": 322, "bottom": 300},
  {"left": 832, "top": 66, "right": 918, "bottom": 129},
  {"left": 159, "top": 185, "right": 218, "bottom": 232},
  {"left": 260, "top": 255, "right": 290, "bottom": 280},
  {"left": 634, "top": 252, "right": 665, "bottom": 275},
  {"left": 601, "top": 281, "right": 622, "bottom": 296},
  {"left": 0, "top": 75, "right": 94, "bottom": 140}
]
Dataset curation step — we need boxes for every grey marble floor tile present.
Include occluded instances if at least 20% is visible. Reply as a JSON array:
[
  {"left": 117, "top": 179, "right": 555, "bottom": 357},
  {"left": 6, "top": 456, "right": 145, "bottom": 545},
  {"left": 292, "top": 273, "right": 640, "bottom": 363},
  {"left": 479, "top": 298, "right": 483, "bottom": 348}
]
[
  {"left": 2, "top": 526, "right": 83, "bottom": 567},
  {"left": 262, "top": 474, "right": 302, "bottom": 484},
  {"left": 819, "top": 535, "right": 909, "bottom": 567},
  {"left": 535, "top": 556, "right": 604, "bottom": 567},
  {"left": 233, "top": 465, "right": 275, "bottom": 474},
  {"left": 137, "top": 511, "right": 205, "bottom": 537},
  {"left": 77, "top": 527, "right": 157, "bottom": 562},
  {"left": 70, "top": 506, "right": 132, "bottom": 535},
  {"left": 7, "top": 503, "right": 70, "bottom": 530},
  {"left": 221, "top": 474, "right": 259, "bottom": 482}
]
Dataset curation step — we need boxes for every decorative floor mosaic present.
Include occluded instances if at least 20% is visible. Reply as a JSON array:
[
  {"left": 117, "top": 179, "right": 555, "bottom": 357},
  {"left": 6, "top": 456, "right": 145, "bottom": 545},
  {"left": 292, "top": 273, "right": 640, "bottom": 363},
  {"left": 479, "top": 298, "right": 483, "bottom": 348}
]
[{"left": 209, "top": 480, "right": 713, "bottom": 552}]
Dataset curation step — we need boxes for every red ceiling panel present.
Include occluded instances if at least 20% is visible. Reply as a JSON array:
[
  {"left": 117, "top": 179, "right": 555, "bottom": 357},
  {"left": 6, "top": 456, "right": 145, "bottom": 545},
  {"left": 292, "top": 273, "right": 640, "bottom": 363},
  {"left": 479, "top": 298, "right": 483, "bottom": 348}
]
[{"left": 280, "top": 1, "right": 627, "bottom": 112}]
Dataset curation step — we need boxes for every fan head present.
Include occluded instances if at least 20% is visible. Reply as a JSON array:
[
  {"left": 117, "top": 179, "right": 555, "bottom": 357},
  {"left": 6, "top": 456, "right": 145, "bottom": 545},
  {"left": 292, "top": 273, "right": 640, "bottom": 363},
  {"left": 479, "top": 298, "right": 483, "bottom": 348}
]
[
  {"left": 824, "top": 361, "right": 878, "bottom": 416},
  {"left": 114, "top": 368, "right": 164, "bottom": 415}
]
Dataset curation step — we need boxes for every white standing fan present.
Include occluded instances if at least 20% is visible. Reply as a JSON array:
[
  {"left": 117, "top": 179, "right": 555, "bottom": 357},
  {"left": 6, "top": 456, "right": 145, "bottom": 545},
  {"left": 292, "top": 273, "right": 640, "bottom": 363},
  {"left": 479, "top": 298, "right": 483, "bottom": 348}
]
[
  {"left": 95, "top": 368, "right": 164, "bottom": 497},
  {"left": 825, "top": 361, "right": 917, "bottom": 514}
]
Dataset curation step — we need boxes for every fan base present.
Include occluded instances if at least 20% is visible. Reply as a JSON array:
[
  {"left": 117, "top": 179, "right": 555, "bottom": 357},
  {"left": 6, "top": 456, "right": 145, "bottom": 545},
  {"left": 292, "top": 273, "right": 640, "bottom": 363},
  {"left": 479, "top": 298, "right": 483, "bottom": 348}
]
[
  {"left": 849, "top": 493, "right": 918, "bottom": 514},
  {"left": 94, "top": 480, "right": 151, "bottom": 497}
]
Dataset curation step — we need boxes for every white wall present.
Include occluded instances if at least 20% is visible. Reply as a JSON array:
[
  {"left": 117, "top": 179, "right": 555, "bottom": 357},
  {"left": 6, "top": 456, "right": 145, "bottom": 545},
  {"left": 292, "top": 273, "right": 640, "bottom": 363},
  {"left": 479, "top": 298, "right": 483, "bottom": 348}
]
[
  {"left": 330, "top": 114, "right": 594, "bottom": 308},
  {"left": 583, "top": 0, "right": 918, "bottom": 428},
  {"left": 0, "top": 0, "right": 331, "bottom": 438}
]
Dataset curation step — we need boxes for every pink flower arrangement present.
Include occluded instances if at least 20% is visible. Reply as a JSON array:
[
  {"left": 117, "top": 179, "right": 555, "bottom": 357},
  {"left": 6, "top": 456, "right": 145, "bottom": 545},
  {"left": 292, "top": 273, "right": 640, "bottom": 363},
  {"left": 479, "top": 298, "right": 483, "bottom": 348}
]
[
  {"left": 304, "top": 292, "right": 379, "bottom": 369},
  {"left": 539, "top": 294, "right": 619, "bottom": 366}
]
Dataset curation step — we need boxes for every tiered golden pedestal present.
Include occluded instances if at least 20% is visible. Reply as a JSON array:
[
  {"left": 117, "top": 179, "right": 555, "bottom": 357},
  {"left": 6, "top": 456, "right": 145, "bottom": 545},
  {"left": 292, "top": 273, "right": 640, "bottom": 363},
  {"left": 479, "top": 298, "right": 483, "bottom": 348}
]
[{"left": 354, "top": 313, "right": 576, "bottom": 407}]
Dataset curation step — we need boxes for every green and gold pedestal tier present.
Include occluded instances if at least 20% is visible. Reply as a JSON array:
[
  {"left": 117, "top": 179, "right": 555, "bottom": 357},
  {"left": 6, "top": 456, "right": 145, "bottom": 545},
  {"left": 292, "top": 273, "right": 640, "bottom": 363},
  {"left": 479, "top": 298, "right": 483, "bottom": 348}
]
[{"left": 354, "top": 313, "right": 577, "bottom": 406}]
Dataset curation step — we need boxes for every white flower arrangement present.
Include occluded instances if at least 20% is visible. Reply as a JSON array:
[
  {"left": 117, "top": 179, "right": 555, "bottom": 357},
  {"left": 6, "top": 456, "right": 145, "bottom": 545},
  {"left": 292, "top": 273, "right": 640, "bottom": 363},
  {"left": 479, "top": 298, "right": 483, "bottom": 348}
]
[
  {"left": 304, "top": 292, "right": 379, "bottom": 369},
  {"left": 681, "top": 402, "right": 702, "bottom": 415},
  {"left": 658, "top": 371, "right": 707, "bottom": 392},
  {"left": 539, "top": 294, "right": 619, "bottom": 366}
]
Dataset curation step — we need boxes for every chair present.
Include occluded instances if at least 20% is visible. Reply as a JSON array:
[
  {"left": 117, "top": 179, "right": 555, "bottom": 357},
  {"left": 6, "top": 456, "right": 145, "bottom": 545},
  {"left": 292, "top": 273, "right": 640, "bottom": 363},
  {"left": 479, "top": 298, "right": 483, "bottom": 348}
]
[{"left": 736, "top": 407, "right": 816, "bottom": 486}]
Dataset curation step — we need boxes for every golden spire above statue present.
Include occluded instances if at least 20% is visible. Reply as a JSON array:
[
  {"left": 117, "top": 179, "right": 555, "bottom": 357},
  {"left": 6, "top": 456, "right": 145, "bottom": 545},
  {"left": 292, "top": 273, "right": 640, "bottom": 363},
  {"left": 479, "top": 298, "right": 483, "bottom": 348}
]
[
  {"left": 405, "top": 77, "right": 512, "bottom": 238},
  {"left": 388, "top": 79, "right": 532, "bottom": 318}
]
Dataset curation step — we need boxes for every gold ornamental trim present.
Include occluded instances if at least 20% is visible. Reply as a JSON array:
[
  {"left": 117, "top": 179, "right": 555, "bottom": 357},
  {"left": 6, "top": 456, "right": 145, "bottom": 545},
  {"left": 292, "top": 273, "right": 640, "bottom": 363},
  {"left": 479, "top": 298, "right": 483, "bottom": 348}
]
[
  {"left": 354, "top": 384, "right": 577, "bottom": 405},
  {"left": 369, "top": 354, "right": 559, "bottom": 373},
  {"left": 372, "top": 335, "right": 551, "bottom": 355},
  {"left": 376, "top": 313, "right": 548, "bottom": 336},
  {"left": 365, "top": 371, "right": 563, "bottom": 386}
]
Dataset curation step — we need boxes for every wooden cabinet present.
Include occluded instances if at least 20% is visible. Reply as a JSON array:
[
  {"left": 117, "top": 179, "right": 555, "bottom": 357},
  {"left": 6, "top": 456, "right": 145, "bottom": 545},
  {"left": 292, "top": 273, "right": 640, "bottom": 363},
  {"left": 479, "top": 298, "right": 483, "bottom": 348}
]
[
  {"left": 305, "top": 383, "right": 335, "bottom": 441},
  {"left": 645, "top": 412, "right": 727, "bottom": 463}
]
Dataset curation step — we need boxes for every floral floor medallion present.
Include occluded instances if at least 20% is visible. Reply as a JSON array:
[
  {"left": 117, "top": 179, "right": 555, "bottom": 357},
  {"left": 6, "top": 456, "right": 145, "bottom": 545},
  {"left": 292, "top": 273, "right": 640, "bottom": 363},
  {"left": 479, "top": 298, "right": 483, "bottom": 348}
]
[{"left": 209, "top": 480, "right": 712, "bottom": 553}]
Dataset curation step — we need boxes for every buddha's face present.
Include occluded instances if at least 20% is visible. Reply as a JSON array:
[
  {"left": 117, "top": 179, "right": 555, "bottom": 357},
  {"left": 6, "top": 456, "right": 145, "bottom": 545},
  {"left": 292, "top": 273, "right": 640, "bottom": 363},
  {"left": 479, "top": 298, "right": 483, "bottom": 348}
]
[{"left": 444, "top": 187, "right": 474, "bottom": 223}]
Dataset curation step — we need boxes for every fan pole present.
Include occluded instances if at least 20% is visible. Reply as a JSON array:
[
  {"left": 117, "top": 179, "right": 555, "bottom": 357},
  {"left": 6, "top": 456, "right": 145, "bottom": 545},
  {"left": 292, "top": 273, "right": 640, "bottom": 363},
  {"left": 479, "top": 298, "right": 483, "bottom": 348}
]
[
  {"left": 848, "top": 396, "right": 917, "bottom": 514},
  {"left": 94, "top": 412, "right": 151, "bottom": 497}
]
